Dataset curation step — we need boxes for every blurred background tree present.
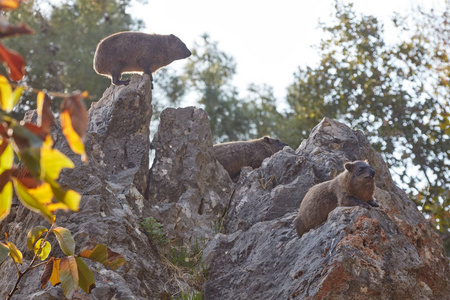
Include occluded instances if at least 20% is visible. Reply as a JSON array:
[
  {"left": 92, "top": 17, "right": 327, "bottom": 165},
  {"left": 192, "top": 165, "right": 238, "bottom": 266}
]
[
  {"left": 1, "top": 0, "right": 144, "bottom": 118},
  {"left": 183, "top": 33, "right": 250, "bottom": 142},
  {"left": 284, "top": 2, "right": 449, "bottom": 248},
  {"left": 183, "top": 34, "right": 284, "bottom": 142}
]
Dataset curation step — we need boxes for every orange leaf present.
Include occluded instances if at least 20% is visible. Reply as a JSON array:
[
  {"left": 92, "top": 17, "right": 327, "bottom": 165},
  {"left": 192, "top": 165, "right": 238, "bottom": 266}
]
[
  {"left": 41, "top": 257, "right": 61, "bottom": 289},
  {"left": 79, "top": 244, "right": 126, "bottom": 271},
  {"left": 60, "top": 93, "right": 87, "bottom": 162},
  {"left": 60, "top": 93, "right": 87, "bottom": 139},
  {"left": 37, "top": 92, "right": 54, "bottom": 134},
  {"left": 0, "top": 0, "right": 21, "bottom": 11},
  {"left": 0, "top": 42, "right": 25, "bottom": 81}
]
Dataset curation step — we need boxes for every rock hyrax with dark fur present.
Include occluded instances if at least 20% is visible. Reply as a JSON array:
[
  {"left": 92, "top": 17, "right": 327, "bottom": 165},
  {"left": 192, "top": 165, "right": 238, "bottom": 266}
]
[
  {"left": 293, "top": 160, "right": 380, "bottom": 238},
  {"left": 93, "top": 31, "right": 191, "bottom": 86},
  {"left": 213, "top": 136, "right": 288, "bottom": 181}
]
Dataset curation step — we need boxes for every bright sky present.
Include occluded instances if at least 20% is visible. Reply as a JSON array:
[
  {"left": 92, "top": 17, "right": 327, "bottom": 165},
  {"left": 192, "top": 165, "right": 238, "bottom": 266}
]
[{"left": 131, "top": 0, "right": 444, "bottom": 101}]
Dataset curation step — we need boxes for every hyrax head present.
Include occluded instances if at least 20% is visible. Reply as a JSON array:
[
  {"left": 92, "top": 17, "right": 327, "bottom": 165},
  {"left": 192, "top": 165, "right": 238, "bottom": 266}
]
[
  {"left": 262, "top": 136, "right": 288, "bottom": 152},
  {"left": 169, "top": 34, "right": 192, "bottom": 60},
  {"left": 344, "top": 160, "right": 376, "bottom": 185}
]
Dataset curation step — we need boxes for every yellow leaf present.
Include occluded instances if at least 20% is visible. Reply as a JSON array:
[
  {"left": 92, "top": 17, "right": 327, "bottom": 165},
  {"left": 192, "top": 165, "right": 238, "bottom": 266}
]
[
  {"left": 46, "top": 178, "right": 80, "bottom": 212},
  {"left": 23, "top": 181, "right": 53, "bottom": 204},
  {"left": 43, "top": 134, "right": 53, "bottom": 148},
  {"left": 6, "top": 241, "right": 22, "bottom": 264},
  {"left": 27, "top": 225, "right": 48, "bottom": 251},
  {"left": 12, "top": 178, "right": 54, "bottom": 223},
  {"left": 49, "top": 258, "right": 61, "bottom": 286},
  {"left": 0, "top": 181, "right": 12, "bottom": 222},
  {"left": 34, "top": 238, "right": 51, "bottom": 261},
  {"left": 40, "top": 147, "right": 74, "bottom": 181},
  {"left": 0, "top": 138, "right": 14, "bottom": 173},
  {"left": 60, "top": 106, "right": 87, "bottom": 163},
  {"left": 60, "top": 189, "right": 80, "bottom": 211},
  {"left": 11, "top": 85, "right": 22, "bottom": 106},
  {"left": 0, "top": 75, "right": 12, "bottom": 111}
]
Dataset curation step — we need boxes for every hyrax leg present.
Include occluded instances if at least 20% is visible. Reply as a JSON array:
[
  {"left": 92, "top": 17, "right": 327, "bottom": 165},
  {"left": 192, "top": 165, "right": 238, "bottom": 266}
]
[
  {"left": 142, "top": 65, "right": 154, "bottom": 89},
  {"left": 339, "top": 195, "right": 372, "bottom": 209},
  {"left": 110, "top": 64, "right": 130, "bottom": 86}
]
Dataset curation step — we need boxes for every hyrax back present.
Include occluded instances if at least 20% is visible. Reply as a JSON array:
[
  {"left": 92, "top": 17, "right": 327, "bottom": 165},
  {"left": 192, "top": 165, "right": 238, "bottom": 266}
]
[
  {"left": 93, "top": 31, "right": 191, "bottom": 86},
  {"left": 213, "top": 136, "right": 288, "bottom": 181},
  {"left": 293, "top": 160, "right": 379, "bottom": 238}
]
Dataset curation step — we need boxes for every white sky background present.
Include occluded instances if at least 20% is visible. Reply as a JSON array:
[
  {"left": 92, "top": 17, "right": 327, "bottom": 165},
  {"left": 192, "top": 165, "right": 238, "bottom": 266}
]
[{"left": 130, "top": 0, "right": 445, "bottom": 102}]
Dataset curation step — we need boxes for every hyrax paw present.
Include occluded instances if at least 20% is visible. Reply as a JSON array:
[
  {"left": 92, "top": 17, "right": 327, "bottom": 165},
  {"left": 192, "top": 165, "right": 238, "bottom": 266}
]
[{"left": 368, "top": 199, "right": 380, "bottom": 207}]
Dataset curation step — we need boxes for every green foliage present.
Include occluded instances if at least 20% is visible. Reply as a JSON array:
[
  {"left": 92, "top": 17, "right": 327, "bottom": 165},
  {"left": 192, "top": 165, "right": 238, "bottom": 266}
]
[
  {"left": 164, "top": 240, "right": 207, "bottom": 295},
  {"left": 140, "top": 217, "right": 168, "bottom": 245},
  {"left": 2, "top": 0, "right": 144, "bottom": 117},
  {"left": 284, "top": 1, "right": 449, "bottom": 245},
  {"left": 166, "top": 240, "right": 203, "bottom": 269},
  {"left": 172, "top": 290, "right": 203, "bottom": 300}
]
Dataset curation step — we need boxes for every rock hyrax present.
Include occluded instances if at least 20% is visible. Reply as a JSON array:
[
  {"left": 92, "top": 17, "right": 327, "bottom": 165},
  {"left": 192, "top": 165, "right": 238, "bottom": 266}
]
[
  {"left": 93, "top": 31, "right": 191, "bottom": 86},
  {"left": 213, "top": 136, "right": 288, "bottom": 181},
  {"left": 293, "top": 160, "right": 380, "bottom": 238}
]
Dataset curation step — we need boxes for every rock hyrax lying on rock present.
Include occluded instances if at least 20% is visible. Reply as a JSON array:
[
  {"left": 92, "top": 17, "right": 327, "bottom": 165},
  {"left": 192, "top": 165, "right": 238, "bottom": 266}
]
[
  {"left": 293, "top": 160, "right": 380, "bottom": 238},
  {"left": 213, "top": 136, "right": 288, "bottom": 181},
  {"left": 93, "top": 31, "right": 191, "bottom": 86}
]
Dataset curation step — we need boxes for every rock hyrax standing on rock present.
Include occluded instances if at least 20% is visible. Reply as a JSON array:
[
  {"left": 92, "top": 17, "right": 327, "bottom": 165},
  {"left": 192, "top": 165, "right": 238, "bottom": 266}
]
[
  {"left": 213, "top": 136, "right": 288, "bottom": 181},
  {"left": 293, "top": 160, "right": 380, "bottom": 238},
  {"left": 93, "top": 31, "right": 191, "bottom": 86}
]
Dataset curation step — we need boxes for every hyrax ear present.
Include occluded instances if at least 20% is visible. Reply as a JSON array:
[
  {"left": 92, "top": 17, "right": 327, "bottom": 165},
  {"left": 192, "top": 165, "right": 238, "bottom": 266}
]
[
  {"left": 263, "top": 136, "right": 271, "bottom": 144},
  {"left": 169, "top": 34, "right": 177, "bottom": 43},
  {"left": 344, "top": 162, "right": 355, "bottom": 172}
]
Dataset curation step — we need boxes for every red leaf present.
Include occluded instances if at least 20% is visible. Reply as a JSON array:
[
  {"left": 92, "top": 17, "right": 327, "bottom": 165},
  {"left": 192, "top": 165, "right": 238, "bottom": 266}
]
[
  {"left": 0, "top": 42, "right": 25, "bottom": 81},
  {"left": 0, "top": 169, "right": 11, "bottom": 192},
  {"left": 0, "top": 22, "right": 33, "bottom": 38},
  {"left": 12, "top": 166, "right": 39, "bottom": 188}
]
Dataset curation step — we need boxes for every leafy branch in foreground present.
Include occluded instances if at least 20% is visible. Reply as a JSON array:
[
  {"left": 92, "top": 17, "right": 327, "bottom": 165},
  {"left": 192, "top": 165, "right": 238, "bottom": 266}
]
[
  {"left": 0, "top": 1, "right": 125, "bottom": 297},
  {"left": 1, "top": 225, "right": 126, "bottom": 299}
]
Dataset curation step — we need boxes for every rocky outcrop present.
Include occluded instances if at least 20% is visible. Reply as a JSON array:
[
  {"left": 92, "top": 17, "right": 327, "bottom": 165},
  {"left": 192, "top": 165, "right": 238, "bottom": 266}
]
[
  {"left": 1, "top": 75, "right": 448, "bottom": 300},
  {"left": 0, "top": 75, "right": 176, "bottom": 299},
  {"left": 203, "top": 118, "right": 450, "bottom": 300},
  {"left": 146, "top": 106, "right": 233, "bottom": 245}
]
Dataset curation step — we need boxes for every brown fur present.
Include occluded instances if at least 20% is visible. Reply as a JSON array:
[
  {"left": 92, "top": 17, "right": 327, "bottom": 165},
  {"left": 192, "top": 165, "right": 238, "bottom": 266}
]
[
  {"left": 213, "top": 136, "right": 288, "bottom": 181},
  {"left": 93, "top": 31, "right": 191, "bottom": 86},
  {"left": 293, "top": 160, "right": 379, "bottom": 238}
]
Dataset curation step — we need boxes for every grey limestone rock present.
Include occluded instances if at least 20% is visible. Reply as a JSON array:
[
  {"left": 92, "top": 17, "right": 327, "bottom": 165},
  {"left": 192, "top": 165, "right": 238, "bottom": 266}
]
[
  {"left": 203, "top": 117, "right": 450, "bottom": 300},
  {"left": 0, "top": 75, "right": 175, "bottom": 300},
  {"left": 146, "top": 106, "right": 234, "bottom": 245}
]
